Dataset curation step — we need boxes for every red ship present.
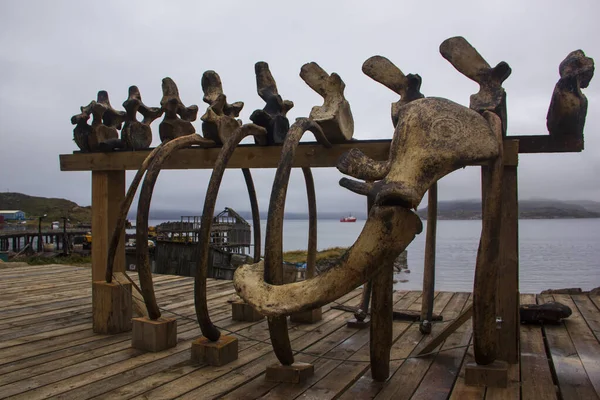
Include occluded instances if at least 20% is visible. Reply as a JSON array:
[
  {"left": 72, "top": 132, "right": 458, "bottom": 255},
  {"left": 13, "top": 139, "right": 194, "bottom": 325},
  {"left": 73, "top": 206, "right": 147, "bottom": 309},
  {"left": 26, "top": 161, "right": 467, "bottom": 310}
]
[{"left": 340, "top": 214, "right": 357, "bottom": 222}]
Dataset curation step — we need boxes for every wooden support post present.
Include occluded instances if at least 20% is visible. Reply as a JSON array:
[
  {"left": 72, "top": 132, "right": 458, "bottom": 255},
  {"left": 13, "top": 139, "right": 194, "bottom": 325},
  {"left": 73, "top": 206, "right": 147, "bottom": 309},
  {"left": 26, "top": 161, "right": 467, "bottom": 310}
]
[
  {"left": 420, "top": 183, "right": 438, "bottom": 334},
  {"left": 465, "top": 360, "right": 509, "bottom": 388},
  {"left": 92, "top": 170, "right": 126, "bottom": 282},
  {"left": 290, "top": 308, "right": 323, "bottom": 324},
  {"left": 191, "top": 335, "right": 238, "bottom": 366},
  {"left": 92, "top": 171, "right": 126, "bottom": 329},
  {"left": 265, "top": 362, "right": 315, "bottom": 383},
  {"left": 469, "top": 146, "right": 511, "bottom": 388},
  {"left": 496, "top": 145, "right": 520, "bottom": 364},
  {"left": 472, "top": 114, "right": 505, "bottom": 366},
  {"left": 231, "top": 300, "right": 264, "bottom": 322},
  {"left": 92, "top": 281, "right": 132, "bottom": 334},
  {"left": 370, "top": 262, "right": 393, "bottom": 382},
  {"left": 131, "top": 317, "right": 177, "bottom": 352}
]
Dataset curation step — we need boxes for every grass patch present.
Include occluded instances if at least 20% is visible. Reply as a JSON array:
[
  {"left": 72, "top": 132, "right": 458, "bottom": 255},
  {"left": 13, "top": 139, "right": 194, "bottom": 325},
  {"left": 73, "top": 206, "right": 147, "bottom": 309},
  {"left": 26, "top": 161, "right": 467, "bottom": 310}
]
[{"left": 282, "top": 247, "right": 347, "bottom": 263}]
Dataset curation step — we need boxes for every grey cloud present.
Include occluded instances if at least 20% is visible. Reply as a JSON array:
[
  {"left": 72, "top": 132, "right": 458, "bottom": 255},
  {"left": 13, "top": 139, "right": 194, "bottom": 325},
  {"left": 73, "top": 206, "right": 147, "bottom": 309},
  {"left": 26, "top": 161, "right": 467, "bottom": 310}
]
[{"left": 0, "top": 0, "right": 598, "bottom": 214}]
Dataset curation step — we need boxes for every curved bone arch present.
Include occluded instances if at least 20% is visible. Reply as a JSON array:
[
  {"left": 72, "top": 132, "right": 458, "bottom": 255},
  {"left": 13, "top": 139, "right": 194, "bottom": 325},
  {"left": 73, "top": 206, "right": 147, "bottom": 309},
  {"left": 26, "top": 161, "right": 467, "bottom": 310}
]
[
  {"left": 194, "top": 123, "right": 267, "bottom": 341},
  {"left": 135, "top": 134, "right": 215, "bottom": 319}
]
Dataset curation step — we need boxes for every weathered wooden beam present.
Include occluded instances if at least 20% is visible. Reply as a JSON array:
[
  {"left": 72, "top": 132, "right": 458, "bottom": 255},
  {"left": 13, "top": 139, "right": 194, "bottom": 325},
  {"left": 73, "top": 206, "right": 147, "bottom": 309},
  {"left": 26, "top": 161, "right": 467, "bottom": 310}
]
[
  {"left": 60, "top": 140, "right": 520, "bottom": 171},
  {"left": 473, "top": 112, "right": 504, "bottom": 365},
  {"left": 496, "top": 154, "right": 520, "bottom": 364},
  {"left": 510, "top": 134, "right": 583, "bottom": 153},
  {"left": 370, "top": 260, "right": 393, "bottom": 382},
  {"left": 91, "top": 171, "right": 125, "bottom": 282},
  {"left": 420, "top": 183, "right": 438, "bottom": 334}
]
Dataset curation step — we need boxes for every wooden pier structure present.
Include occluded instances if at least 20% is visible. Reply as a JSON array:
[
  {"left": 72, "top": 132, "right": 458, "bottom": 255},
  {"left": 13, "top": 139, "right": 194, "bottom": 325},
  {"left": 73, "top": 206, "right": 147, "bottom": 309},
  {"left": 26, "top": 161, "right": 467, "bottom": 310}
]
[
  {"left": 1, "top": 263, "right": 599, "bottom": 399},
  {"left": 0, "top": 228, "right": 90, "bottom": 253}
]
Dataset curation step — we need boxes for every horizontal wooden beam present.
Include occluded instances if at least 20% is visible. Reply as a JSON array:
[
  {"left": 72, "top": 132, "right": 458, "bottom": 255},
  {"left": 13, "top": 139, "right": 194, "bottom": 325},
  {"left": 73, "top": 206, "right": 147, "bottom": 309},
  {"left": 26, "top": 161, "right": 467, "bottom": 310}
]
[
  {"left": 60, "top": 139, "right": 520, "bottom": 172},
  {"left": 60, "top": 140, "right": 387, "bottom": 171},
  {"left": 508, "top": 135, "right": 583, "bottom": 153}
]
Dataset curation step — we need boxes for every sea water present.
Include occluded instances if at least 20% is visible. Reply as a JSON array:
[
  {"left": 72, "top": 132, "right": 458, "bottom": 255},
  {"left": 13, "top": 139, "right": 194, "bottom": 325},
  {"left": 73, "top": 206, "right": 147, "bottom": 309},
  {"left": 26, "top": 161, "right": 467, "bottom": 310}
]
[{"left": 144, "top": 218, "right": 600, "bottom": 293}]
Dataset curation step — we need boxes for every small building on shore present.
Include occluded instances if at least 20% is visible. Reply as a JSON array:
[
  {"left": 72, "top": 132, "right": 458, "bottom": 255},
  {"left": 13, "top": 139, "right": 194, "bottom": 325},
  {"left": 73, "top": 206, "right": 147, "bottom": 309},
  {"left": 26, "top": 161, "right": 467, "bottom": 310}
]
[
  {"left": 0, "top": 210, "right": 25, "bottom": 221},
  {"left": 155, "top": 207, "right": 251, "bottom": 255},
  {"left": 126, "top": 207, "right": 253, "bottom": 280}
]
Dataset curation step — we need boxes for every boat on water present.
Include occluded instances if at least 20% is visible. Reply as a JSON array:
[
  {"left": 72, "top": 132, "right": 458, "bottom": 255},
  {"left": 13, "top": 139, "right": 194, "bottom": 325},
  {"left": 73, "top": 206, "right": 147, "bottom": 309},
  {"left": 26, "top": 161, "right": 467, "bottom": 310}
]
[{"left": 340, "top": 214, "right": 357, "bottom": 222}]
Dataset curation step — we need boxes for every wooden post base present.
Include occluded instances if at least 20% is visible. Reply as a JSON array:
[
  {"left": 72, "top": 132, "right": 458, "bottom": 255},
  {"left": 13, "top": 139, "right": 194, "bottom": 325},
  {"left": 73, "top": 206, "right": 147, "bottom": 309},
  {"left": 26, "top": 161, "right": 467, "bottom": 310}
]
[
  {"left": 465, "top": 360, "right": 509, "bottom": 388},
  {"left": 347, "top": 317, "right": 371, "bottom": 329},
  {"left": 92, "top": 281, "right": 132, "bottom": 334},
  {"left": 191, "top": 335, "right": 238, "bottom": 366},
  {"left": 231, "top": 300, "right": 264, "bottom": 322},
  {"left": 265, "top": 362, "right": 314, "bottom": 383},
  {"left": 131, "top": 317, "right": 177, "bottom": 352},
  {"left": 290, "top": 308, "right": 322, "bottom": 324}
]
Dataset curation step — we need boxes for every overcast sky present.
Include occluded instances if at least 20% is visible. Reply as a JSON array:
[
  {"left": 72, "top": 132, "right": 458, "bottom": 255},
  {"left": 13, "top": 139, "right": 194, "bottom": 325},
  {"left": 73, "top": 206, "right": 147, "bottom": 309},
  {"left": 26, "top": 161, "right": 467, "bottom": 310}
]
[{"left": 0, "top": 0, "right": 598, "bottom": 216}]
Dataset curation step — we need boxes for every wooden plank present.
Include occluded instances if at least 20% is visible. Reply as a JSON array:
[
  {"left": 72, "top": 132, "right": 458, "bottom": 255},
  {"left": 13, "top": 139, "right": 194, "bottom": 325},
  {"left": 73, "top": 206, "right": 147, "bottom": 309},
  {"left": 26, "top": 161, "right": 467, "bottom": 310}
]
[
  {"left": 375, "top": 292, "right": 470, "bottom": 400},
  {"left": 0, "top": 286, "right": 91, "bottom": 309},
  {"left": 484, "top": 362, "right": 520, "bottom": 400},
  {"left": 0, "top": 304, "right": 91, "bottom": 332},
  {"left": 125, "top": 293, "right": 364, "bottom": 400},
  {"left": 496, "top": 160, "right": 520, "bottom": 364},
  {"left": 410, "top": 295, "right": 474, "bottom": 400},
  {"left": 590, "top": 294, "right": 600, "bottom": 313},
  {"left": 571, "top": 294, "right": 600, "bottom": 341},
  {"left": 0, "top": 275, "right": 90, "bottom": 296},
  {"left": 0, "top": 322, "right": 93, "bottom": 350},
  {"left": 0, "top": 300, "right": 233, "bottom": 381},
  {"left": 0, "top": 278, "right": 228, "bottom": 371},
  {"left": 539, "top": 294, "right": 599, "bottom": 400},
  {"left": 0, "top": 314, "right": 91, "bottom": 342},
  {"left": 52, "top": 308, "right": 247, "bottom": 400},
  {"left": 336, "top": 291, "right": 456, "bottom": 400},
  {"left": 59, "top": 140, "right": 519, "bottom": 172},
  {"left": 225, "top": 314, "right": 371, "bottom": 399},
  {"left": 234, "top": 291, "right": 415, "bottom": 400},
  {"left": 448, "top": 349, "right": 485, "bottom": 400},
  {"left": 12, "top": 262, "right": 597, "bottom": 400},
  {"left": 553, "top": 294, "right": 600, "bottom": 397},
  {"left": 226, "top": 293, "right": 418, "bottom": 400},
  {"left": 0, "top": 295, "right": 92, "bottom": 320},
  {"left": 417, "top": 303, "right": 473, "bottom": 355},
  {"left": 0, "top": 320, "right": 201, "bottom": 398},
  {"left": 519, "top": 293, "right": 557, "bottom": 400},
  {"left": 0, "top": 280, "right": 265, "bottom": 398},
  {"left": 0, "top": 266, "right": 85, "bottom": 281},
  {"left": 69, "top": 291, "right": 362, "bottom": 400}
]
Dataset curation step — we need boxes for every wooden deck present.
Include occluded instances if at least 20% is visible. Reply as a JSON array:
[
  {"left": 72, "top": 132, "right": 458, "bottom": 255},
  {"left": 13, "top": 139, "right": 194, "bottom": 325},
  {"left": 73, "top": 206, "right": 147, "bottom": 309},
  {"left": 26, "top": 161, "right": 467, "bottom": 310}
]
[{"left": 1, "top": 263, "right": 598, "bottom": 400}]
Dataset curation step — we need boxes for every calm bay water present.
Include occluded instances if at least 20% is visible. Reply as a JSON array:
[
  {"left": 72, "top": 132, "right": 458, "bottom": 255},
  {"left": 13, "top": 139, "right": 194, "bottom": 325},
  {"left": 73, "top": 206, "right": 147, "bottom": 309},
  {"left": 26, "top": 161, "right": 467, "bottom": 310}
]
[{"left": 146, "top": 218, "right": 600, "bottom": 293}]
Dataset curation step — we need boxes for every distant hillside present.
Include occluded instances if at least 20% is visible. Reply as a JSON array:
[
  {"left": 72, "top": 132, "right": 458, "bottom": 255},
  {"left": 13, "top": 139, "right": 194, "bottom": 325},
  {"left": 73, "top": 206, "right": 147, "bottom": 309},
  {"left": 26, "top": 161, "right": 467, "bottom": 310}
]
[
  {"left": 0, "top": 193, "right": 91, "bottom": 224},
  {"left": 417, "top": 199, "right": 600, "bottom": 220}
]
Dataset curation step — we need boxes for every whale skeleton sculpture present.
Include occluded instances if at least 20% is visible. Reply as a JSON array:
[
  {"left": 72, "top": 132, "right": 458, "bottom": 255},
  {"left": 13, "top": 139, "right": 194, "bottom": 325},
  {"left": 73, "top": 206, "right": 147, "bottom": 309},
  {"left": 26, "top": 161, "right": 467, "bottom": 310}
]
[
  {"left": 234, "top": 37, "right": 593, "bottom": 380},
  {"left": 92, "top": 36, "right": 595, "bottom": 383}
]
